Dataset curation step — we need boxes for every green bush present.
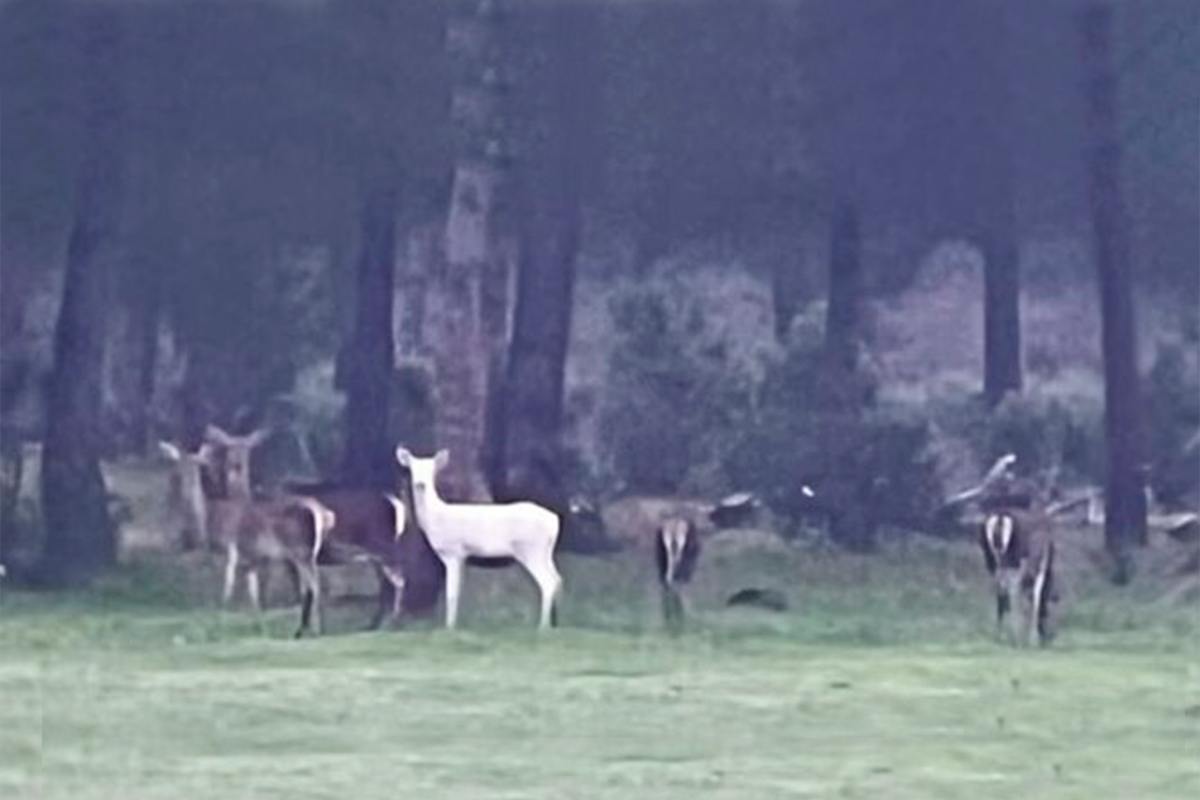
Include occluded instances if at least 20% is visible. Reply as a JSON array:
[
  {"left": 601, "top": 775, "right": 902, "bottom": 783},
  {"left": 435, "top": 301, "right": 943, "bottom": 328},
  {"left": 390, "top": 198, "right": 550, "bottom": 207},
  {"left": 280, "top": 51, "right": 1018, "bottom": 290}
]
[
  {"left": 1146, "top": 336, "right": 1200, "bottom": 505},
  {"left": 596, "top": 287, "right": 753, "bottom": 495},
  {"left": 725, "top": 339, "right": 941, "bottom": 549},
  {"left": 928, "top": 383, "right": 1104, "bottom": 490}
]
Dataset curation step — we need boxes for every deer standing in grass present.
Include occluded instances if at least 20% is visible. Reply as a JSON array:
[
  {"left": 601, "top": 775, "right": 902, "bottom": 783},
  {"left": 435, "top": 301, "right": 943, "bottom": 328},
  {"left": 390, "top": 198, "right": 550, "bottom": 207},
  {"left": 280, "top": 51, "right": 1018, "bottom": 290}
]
[
  {"left": 980, "top": 506, "right": 1056, "bottom": 647},
  {"left": 200, "top": 425, "right": 336, "bottom": 637},
  {"left": 396, "top": 447, "right": 562, "bottom": 629},
  {"left": 655, "top": 517, "right": 701, "bottom": 633},
  {"left": 158, "top": 440, "right": 213, "bottom": 551}
]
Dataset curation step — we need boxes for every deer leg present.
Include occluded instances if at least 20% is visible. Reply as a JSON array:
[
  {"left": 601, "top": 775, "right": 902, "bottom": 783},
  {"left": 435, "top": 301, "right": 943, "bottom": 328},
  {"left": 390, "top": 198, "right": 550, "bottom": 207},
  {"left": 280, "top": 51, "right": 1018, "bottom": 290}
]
[
  {"left": 222, "top": 543, "right": 239, "bottom": 606},
  {"left": 442, "top": 556, "right": 464, "bottom": 629},
  {"left": 1030, "top": 565, "right": 1048, "bottom": 648},
  {"left": 662, "top": 586, "right": 684, "bottom": 635},
  {"left": 368, "top": 564, "right": 393, "bottom": 630},
  {"left": 294, "top": 563, "right": 322, "bottom": 639},
  {"left": 246, "top": 569, "right": 263, "bottom": 614},
  {"left": 381, "top": 563, "right": 406, "bottom": 626},
  {"left": 517, "top": 550, "right": 562, "bottom": 630}
]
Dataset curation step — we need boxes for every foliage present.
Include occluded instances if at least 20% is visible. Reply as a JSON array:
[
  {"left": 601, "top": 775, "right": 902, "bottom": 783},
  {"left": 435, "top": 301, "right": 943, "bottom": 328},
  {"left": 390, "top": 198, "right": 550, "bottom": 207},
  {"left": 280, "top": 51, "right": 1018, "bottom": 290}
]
[
  {"left": 924, "top": 378, "right": 1106, "bottom": 491},
  {"left": 596, "top": 285, "right": 753, "bottom": 495},
  {"left": 725, "top": 339, "right": 941, "bottom": 547},
  {"left": 1146, "top": 331, "right": 1200, "bottom": 505}
]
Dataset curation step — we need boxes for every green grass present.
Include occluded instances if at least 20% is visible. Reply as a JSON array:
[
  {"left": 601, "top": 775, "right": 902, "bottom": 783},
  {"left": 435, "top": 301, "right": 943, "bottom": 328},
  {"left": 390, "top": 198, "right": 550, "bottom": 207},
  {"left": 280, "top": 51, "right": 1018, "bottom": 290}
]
[{"left": 2, "top": 534, "right": 1198, "bottom": 800}]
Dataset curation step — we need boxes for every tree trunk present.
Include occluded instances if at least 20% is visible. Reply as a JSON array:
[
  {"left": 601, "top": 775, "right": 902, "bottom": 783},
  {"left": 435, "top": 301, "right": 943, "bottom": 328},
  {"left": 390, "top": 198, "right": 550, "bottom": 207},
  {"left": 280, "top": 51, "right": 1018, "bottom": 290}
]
[
  {"left": 981, "top": 226, "right": 1022, "bottom": 406},
  {"left": 427, "top": 1, "right": 514, "bottom": 501},
  {"left": 824, "top": 200, "right": 862, "bottom": 370},
  {"left": 341, "top": 185, "right": 398, "bottom": 489},
  {"left": 36, "top": 6, "right": 125, "bottom": 586},
  {"left": 495, "top": 153, "right": 582, "bottom": 512},
  {"left": 492, "top": 4, "right": 593, "bottom": 510},
  {"left": 1079, "top": 3, "right": 1148, "bottom": 575},
  {"left": 979, "top": 0, "right": 1023, "bottom": 407},
  {"left": 133, "top": 268, "right": 162, "bottom": 452}
]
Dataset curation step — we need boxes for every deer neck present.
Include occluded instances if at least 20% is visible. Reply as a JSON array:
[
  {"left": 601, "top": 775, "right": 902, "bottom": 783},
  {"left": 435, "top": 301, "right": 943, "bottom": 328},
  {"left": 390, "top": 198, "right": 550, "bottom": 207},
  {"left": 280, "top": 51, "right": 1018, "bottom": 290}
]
[{"left": 412, "top": 483, "right": 450, "bottom": 534}]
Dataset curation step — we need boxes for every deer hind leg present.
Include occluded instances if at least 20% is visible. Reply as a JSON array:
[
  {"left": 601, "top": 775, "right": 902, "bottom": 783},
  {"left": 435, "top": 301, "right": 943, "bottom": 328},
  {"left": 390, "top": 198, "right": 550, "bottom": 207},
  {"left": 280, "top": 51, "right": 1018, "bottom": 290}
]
[
  {"left": 516, "top": 548, "right": 562, "bottom": 630},
  {"left": 442, "top": 556, "right": 464, "bottom": 629},
  {"left": 1030, "top": 560, "right": 1050, "bottom": 647},
  {"left": 293, "top": 562, "right": 322, "bottom": 639},
  {"left": 662, "top": 586, "right": 685, "bottom": 635},
  {"left": 222, "top": 543, "right": 240, "bottom": 606},
  {"left": 246, "top": 568, "right": 263, "bottom": 614}
]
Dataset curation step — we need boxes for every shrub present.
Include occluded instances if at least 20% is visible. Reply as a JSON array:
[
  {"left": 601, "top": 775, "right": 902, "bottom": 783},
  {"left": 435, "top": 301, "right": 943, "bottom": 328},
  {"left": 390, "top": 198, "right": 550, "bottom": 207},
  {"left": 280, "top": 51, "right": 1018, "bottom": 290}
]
[
  {"left": 596, "top": 286, "right": 753, "bottom": 495},
  {"left": 725, "top": 339, "right": 941, "bottom": 549},
  {"left": 1146, "top": 336, "right": 1200, "bottom": 505}
]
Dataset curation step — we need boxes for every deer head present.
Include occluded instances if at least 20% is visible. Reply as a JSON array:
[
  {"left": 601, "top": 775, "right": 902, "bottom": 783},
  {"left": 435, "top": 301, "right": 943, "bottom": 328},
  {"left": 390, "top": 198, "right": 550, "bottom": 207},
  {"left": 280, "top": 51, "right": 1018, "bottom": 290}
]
[{"left": 205, "top": 425, "right": 270, "bottom": 498}]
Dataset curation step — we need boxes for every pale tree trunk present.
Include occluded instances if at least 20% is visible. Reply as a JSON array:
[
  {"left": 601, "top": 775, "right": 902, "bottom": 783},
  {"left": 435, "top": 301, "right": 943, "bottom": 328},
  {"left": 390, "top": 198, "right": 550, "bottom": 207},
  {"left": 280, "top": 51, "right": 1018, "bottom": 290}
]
[
  {"left": 493, "top": 4, "right": 594, "bottom": 510},
  {"left": 37, "top": 5, "right": 125, "bottom": 586},
  {"left": 426, "top": 1, "right": 515, "bottom": 501},
  {"left": 1079, "top": 3, "right": 1148, "bottom": 578}
]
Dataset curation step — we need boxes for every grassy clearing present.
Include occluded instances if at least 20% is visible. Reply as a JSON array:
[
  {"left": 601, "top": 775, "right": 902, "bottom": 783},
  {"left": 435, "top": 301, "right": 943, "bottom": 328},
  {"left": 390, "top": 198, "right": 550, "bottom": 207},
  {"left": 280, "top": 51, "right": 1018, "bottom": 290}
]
[{"left": 2, "top": 533, "right": 1198, "bottom": 800}]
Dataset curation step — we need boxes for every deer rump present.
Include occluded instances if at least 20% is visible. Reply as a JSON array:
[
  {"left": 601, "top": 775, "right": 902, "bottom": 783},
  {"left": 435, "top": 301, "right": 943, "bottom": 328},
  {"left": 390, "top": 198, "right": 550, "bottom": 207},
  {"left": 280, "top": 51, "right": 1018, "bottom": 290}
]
[{"left": 285, "top": 483, "right": 444, "bottom": 617}]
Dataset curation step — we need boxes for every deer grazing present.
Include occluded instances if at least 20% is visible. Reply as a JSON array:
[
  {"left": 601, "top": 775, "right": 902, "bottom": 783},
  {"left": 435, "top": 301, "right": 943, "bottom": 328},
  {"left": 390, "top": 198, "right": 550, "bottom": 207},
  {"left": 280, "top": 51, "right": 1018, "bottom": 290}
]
[
  {"left": 199, "top": 425, "right": 337, "bottom": 637},
  {"left": 655, "top": 516, "right": 701, "bottom": 633},
  {"left": 980, "top": 507, "right": 1056, "bottom": 646},
  {"left": 396, "top": 447, "right": 562, "bottom": 629}
]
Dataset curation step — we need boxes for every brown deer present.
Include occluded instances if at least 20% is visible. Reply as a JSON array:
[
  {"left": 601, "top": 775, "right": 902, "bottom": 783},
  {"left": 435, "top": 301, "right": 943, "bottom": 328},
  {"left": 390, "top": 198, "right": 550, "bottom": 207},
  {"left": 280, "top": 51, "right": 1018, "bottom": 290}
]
[
  {"left": 980, "top": 504, "right": 1056, "bottom": 647},
  {"left": 655, "top": 516, "right": 701, "bottom": 633},
  {"left": 201, "top": 425, "right": 336, "bottom": 637},
  {"left": 158, "top": 441, "right": 214, "bottom": 550}
]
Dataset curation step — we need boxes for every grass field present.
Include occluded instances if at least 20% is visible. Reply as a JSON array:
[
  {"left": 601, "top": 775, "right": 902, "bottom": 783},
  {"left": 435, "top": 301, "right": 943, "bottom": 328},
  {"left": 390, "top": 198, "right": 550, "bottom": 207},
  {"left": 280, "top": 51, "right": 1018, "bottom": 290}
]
[{"left": 2, "top": 532, "right": 1198, "bottom": 800}]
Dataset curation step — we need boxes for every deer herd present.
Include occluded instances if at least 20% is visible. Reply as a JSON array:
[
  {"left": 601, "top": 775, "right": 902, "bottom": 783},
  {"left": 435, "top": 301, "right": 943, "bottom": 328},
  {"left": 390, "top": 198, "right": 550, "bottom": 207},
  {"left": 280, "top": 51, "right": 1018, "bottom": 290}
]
[{"left": 160, "top": 428, "right": 1060, "bottom": 646}]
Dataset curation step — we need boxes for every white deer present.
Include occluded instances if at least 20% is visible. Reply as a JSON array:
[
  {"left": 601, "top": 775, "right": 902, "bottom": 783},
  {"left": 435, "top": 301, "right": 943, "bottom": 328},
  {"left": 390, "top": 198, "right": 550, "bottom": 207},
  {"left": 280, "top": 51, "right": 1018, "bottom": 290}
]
[{"left": 396, "top": 447, "right": 562, "bottom": 629}]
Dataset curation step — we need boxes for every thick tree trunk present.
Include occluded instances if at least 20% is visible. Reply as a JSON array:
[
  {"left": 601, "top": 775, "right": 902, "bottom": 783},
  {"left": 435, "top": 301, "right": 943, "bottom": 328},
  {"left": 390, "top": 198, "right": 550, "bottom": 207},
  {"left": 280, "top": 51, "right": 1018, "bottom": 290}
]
[
  {"left": 979, "top": 1, "right": 1023, "bottom": 407},
  {"left": 824, "top": 200, "right": 862, "bottom": 370},
  {"left": 1079, "top": 4, "right": 1148, "bottom": 574},
  {"left": 427, "top": 1, "right": 514, "bottom": 501},
  {"left": 341, "top": 185, "right": 398, "bottom": 489},
  {"left": 495, "top": 169, "right": 582, "bottom": 511},
  {"left": 36, "top": 6, "right": 124, "bottom": 585},
  {"left": 493, "top": 5, "right": 593, "bottom": 510}
]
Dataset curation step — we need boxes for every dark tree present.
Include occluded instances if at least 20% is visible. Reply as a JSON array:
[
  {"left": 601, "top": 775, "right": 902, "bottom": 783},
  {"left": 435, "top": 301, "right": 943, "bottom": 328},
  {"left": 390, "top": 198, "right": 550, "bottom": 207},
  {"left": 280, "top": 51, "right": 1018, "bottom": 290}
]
[
  {"left": 1079, "top": 3, "right": 1148, "bottom": 574},
  {"left": 981, "top": 225, "right": 1022, "bottom": 406},
  {"left": 36, "top": 5, "right": 125, "bottom": 585},
  {"left": 979, "top": 0, "right": 1023, "bottom": 407},
  {"left": 341, "top": 183, "right": 399, "bottom": 489},
  {"left": 493, "top": 5, "right": 594, "bottom": 510},
  {"left": 824, "top": 200, "right": 863, "bottom": 370}
]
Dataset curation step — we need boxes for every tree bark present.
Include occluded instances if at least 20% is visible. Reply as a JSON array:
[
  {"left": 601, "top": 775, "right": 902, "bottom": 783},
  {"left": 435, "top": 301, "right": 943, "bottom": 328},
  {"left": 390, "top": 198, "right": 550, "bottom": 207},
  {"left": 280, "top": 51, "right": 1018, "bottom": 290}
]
[
  {"left": 979, "top": 0, "right": 1023, "bottom": 407},
  {"left": 427, "top": 1, "right": 515, "bottom": 501},
  {"left": 493, "top": 4, "right": 593, "bottom": 510},
  {"left": 1079, "top": 3, "right": 1148, "bottom": 574},
  {"left": 36, "top": 5, "right": 125, "bottom": 585},
  {"left": 341, "top": 184, "right": 398, "bottom": 489},
  {"left": 981, "top": 225, "right": 1022, "bottom": 406},
  {"left": 824, "top": 200, "right": 862, "bottom": 370}
]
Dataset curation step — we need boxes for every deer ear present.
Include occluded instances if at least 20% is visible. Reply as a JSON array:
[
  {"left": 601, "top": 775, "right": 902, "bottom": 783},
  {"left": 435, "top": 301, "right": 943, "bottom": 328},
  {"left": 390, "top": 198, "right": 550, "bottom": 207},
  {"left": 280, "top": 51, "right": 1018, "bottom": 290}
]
[
  {"left": 194, "top": 443, "right": 215, "bottom": 465},
  {"left": 158, "top": 441, "right": 181, "bottom": 462},
  {"left": 395, "top": 446, "right": 412, "bottom": 467},
  {"left": 245, "top": 428, "right": 271, "bottom": 449},
  {"left": 434, "top": 449, "right": 450, "bottom": 470},
  {"left": 205, "top": 425, "right": 235, "bottom": 447}
]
